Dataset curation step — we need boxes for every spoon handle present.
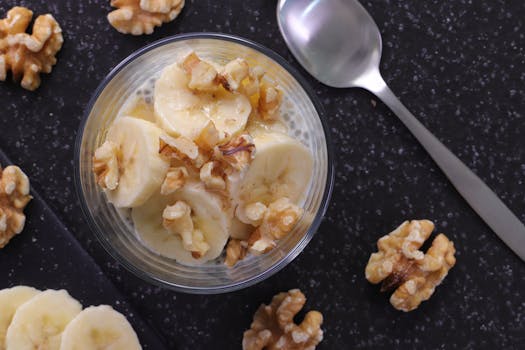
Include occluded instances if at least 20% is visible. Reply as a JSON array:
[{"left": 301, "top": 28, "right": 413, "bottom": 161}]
[{"left": 366, "top": 71, "right": 525, "bottom": 261}]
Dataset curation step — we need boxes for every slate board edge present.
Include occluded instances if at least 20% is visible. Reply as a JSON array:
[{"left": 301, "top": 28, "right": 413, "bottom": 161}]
[{"left": 0, "top": 148, "right": 169, "bottom": 349}]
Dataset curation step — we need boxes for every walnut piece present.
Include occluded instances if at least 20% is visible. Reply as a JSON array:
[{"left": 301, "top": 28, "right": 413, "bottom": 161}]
[
  {"left": 0, "top": 165, "right": 32, "bottom": 248},
  {"left": 200, "top": 161, "right": 226, "bottom": 191},
  {"left": 93, "top": 141, "right": 120, "bottom": 190},
  {"left": 241, "top": 66, "right": 265, "bottom": 99},
  {"left": 181, "top": 52, "right": 219, "bottom": 91},
  {"left": 0, "top": 6, "right": 63, "bottom": 91},
  {"left": 160, "top": 134, "right": 210, "bottom": 170},
  {"left": 236, "top": 202, "right": 267, "bottom": 226},
  {"left": 218, "top": 58, "right": 249, "bottom": 92},
  {"left": 243, "top": 289, "right": 323, "bottom": 350},
  {"left": 258, "top": 84, "right": 283, "bottom": 120},
  {"left": 108, "top": 0, "right": 185, "bottom": 35},
  {"left": 195, "top": 120, "right": 222, "bottom": 151},
  {"left": 225, "top": 238, "right": 247, "bottom": 267},
  {"left": 160, "top": 166, "right": 188, "bottom": 195},
  {"left": 162, "top": 201, "right": 209, "bottom": 258},
  {"left": 214, "top": 134, "right": 255, "bottom": 172},
  {"left": 229, "top": 198, "right": 303, "bottom": 261},
  {"left": 259, "top": 198, "right": 302, "bottom": 240},
  {"left": 159, "top": 134, "right": 209, "bottom": 169},
  {"left": 365, "top": 220, "right": 457, "bottom": 312}
]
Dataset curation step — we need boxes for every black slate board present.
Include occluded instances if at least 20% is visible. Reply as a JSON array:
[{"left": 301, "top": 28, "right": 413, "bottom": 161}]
[{"left": 0, "top": 150, "right": 167, "bottom": 349}]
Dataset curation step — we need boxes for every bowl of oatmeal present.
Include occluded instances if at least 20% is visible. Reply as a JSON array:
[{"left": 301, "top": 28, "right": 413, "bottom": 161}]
[{"left": 75, "top": 33, "right": 333, "bottom": 293}]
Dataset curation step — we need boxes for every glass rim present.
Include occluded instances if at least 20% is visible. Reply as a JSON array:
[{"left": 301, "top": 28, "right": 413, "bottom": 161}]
[{"left": 74, "top": 32, "right": 335, "bottom": 294}]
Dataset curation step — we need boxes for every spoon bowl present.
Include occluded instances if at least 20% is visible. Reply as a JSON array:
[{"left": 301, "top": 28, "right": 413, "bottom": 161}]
[
  {"left": 277, "top": 0, "right": 525, "bottom": 260},
  {"left": 278, "top": 0, "right": 381, "bottom": 88}
]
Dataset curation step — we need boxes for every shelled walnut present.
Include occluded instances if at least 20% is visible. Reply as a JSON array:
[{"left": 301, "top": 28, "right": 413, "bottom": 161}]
[
  {"left": 365, "top": 220, "right": 456, "bottom": 312},
  {"left": 218, "top": 58, "right": 249, "bottom": 92},
  {"left": 182, "top": 52, "right": 219, "bottom": 91},
  {"left": 243, "top": 289, "right": 324, "bottom": 350},
  {"left": 225, "top": 239, "right": 247, "bottom": 267},
  {"left": 0, "top": 165, "right": 32, "bottom": 248},
  {"left": 248, "top": 198, "right": 303, "bottom": 254},
  {"left": 107, "top": 0, "right": 185, "bottom": 35},
  {"left": 159, "top": 134, "right": 209, "bottom": 170},
  {"left": 0, "top": 6, "right": 63, "bottom": 91},
  {"left": 162, "top": 201, "right": 209, "bottom": 258},
  {"left": 92, "top": 141, "right": 120, "bottom": 190},
  {"left": 258, "top": 84, "right": 283, "bottom": 120},
  {"left": 226, "top": 198, "right": 302, "bottom": 266},
  {"left": 160, "top": 166, "right": 188, "bottom": 195},
  {"left": 214, "top": 134, "right": 255, "bottom": 172}
]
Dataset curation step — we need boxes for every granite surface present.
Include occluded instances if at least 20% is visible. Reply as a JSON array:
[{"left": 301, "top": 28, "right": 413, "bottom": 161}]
[{"left": 1, "top": 0, "right": 524, "bottom": 349}]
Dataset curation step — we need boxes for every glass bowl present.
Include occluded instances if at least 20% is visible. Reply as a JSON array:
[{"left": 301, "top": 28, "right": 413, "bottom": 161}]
[{"left": 75, "top": 33, "right": 334, "bottom": 294}]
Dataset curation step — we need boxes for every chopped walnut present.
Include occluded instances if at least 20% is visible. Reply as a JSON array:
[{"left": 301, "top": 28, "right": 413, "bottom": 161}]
[
  {"left": 259, "top": 198, "right": 303, "bottom": 240},
  {"left": 160, "top": 134, "right": 199, "bottom": 161},
  {"left": 258, "top": 84, "right": 283, "bottom": 120},
  {"left": 195, "top": 120, "right": 222, "bottom": 151},
  {"left": 108, "top": 0, "right": 184, "bottom": 35},
  {"left": 245, "top": 203, "right": 267, "bottom": 222},
  {"left": 248, "top": 198, "right": 303, "bottom": 255},
  {"left": 225, "top": 238, "right": 247, "bottom": 267},
  {"left": 160, "top": 133, "right": 211, "bottom": 170},
  {"left": 241, "top": 66, "right": 265, "bottom": 98},
  {"left": 200, "top": 161, "right": 226, "bottom": 191},
  {"left": 0, "top": 165, "right": 32, "bottom": 248},
  {"left": 365, "top": 220, "right": 457, "bottom": 312},
  {"left": 0, "top": 6, "right": 63, "bottom": 91},
  {"left": 214, "top": 134, "right": 255, "bottom": 172},
  {"left": 218, "top": 58, "right": 249, "bottom": 92},
  {"left": 247, "top": 228, "right": 275, "bottom": 255},
  {"left": 243, "top": 289, "right": 323, "bottom": 350},
  {"left": 162, "top": 201, "right": 210, "bottom": 258},
  {"left": 235, "top": 202, "right": 267, "bottom": 226},
  {"left": 93, "top": 141, "right": 120, "bottom": 190},
  {"left": 181, "top": 52, "right": 220, "bottom": 91},
  {"left": 160, "top": 166, "right": 188, "bottom": 195}
]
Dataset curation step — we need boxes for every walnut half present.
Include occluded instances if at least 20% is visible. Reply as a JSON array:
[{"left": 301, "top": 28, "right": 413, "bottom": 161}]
[
  {"left": 365, "top": 220, "right": 456, "bottom": 312},
  {"left": 243, "top": 289, "right": 324, "bottom": 350},
  {"left": 108, "top": 0, "right": 185, "bottom": 35},
  {"left": 226, "top": 198, "right": 303, "bottom": 267},
  {"left": 0, "top": 165, "right": 32, "bottom": 248},
  {"left": 0, "top": 6, "right": 63, "bottom": 91},
  {"left": 162, "top": 201, "right": 209, "bottom": 258}
]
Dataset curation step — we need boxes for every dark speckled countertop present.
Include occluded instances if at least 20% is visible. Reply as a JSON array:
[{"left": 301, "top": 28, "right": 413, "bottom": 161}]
[{"left": 1, "top": 0, "right": 524, "bottom": 349}]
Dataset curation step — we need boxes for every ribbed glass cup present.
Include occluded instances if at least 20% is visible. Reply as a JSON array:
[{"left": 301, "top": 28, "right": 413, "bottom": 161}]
[{"left": 75, "top": 33, "right": 334, "bottom": 293}]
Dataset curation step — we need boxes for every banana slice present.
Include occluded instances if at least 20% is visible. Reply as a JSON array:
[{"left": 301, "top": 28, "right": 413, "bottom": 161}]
[
  {"left": 103, "top": 117, "right": 169, "bottom": 208},
  {"left": 235, "top": 132, "right": 313, "bottom": 217},
  {"left": 132, "top": 181, "right": 230, "bottom": 265},
  {"left": 6, "top": 289, "right": 82, "bottom": 350},
  {"left": 60, "top": 305, "right": 141, "bottom": 350},
  {"left": 0, "top": 286, "right": 40, "bottom": 349},
  {"left": 154, "top": 62, "right": 251, "bottom": 140}
]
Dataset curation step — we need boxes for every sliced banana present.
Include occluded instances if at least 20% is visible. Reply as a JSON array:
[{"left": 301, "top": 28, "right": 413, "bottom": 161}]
[
  {"left": 132, "top": 181, "right": 230, "bottom": 265},
  {"left": 104, "top": 116, "right": 169, "bottom": 208},
  {"left": 0, "top": 286, "right": 40, "bottom": 349},
  {"left": 235, "top": 132, "right": 313, "bottom": 221},
  {"left": 60, "top": 305, "right": 141, "bottom": 350},
  {"left": 154, "top": 62, "right": 251, "bottom": 140},
  {"left": 6, "top": 289, "right": 82, "bottom": 350}
]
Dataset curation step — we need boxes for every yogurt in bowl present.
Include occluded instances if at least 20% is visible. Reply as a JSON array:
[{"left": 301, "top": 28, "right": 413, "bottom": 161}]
[{"left": 76, "top": 33, "right": 333, "bottom": 293}]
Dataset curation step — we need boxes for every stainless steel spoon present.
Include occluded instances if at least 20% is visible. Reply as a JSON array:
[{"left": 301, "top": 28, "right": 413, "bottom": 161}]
[{"left": 277, "top": 0, "right": 525, "bottom": 260}]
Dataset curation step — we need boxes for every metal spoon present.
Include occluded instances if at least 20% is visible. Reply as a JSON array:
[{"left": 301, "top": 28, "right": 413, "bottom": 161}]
[{"left": 277, "top": 0, "right": 525, "bottom": 260}]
